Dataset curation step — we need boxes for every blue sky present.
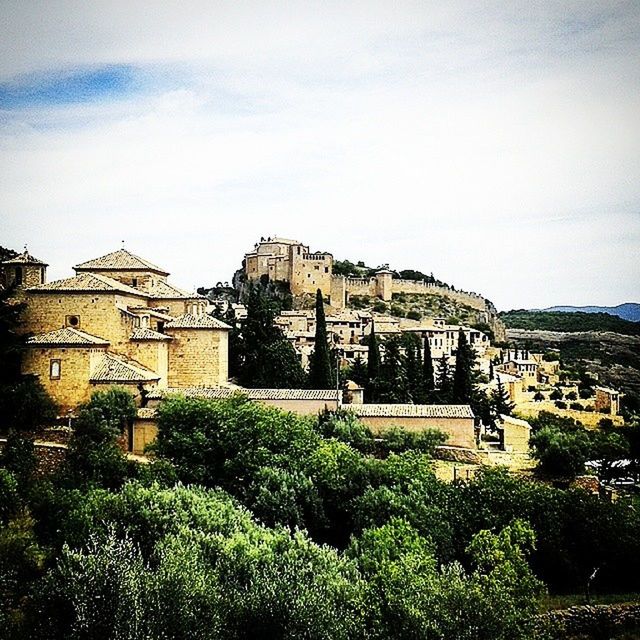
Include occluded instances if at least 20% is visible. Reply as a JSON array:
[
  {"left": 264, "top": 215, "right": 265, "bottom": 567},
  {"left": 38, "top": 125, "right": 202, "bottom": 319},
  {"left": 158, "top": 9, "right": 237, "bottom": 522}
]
[{"left": 1, "top": 0, "right": 639, "bottom": 309}]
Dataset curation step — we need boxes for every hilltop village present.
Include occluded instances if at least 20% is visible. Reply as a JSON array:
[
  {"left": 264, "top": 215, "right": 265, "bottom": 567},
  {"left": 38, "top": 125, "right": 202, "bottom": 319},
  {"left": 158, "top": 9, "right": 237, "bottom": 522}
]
[{"left": 0, "top": 237, "right": 623, "bottom": 461}]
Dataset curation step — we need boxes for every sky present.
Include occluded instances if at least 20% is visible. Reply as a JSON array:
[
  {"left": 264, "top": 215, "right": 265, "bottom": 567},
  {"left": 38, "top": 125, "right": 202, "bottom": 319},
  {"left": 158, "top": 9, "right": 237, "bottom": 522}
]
[{"left": 1, "top": 1, "right": 639, "bottom": 311}]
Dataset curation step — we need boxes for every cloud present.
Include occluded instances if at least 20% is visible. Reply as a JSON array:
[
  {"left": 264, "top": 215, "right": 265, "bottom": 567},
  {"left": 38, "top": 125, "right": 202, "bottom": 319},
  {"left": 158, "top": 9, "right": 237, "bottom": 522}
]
[{"left": 1, "top": 1, "right": 639, "bottom": 309}]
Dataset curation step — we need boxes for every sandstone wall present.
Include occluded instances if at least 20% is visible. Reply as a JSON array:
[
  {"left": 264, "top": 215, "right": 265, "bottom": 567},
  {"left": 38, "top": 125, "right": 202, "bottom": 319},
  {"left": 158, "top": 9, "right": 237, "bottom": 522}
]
[
  {"left": 359, "top": 416, "right": 476, "bottom": 448},
  {"left": 166, "top": 329, "right": 228, "bottom": 387}
]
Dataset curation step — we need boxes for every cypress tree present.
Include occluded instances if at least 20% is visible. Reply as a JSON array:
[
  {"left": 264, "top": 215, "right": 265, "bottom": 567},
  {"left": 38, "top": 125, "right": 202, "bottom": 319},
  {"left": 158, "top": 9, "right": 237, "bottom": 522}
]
[
  {"left": 378, "top": 334, "right": 410, "bottom": 403},
  {"left": 436, "top": 354, "right": 452, "bottom": 403},
  {"left": 423, "top": 335, "right": 435, "bottom": 393},
  {"left": 453, "top": 329, "right": 475, "bottom": 403},
  {"left": 366, "top": 321, "right": 381, "bottom": 402},
  {"left": 309, "top": 289, "right": 334, "bottom": 389},
  {"left": 402, "top": 333, "right": 425, "bottom": 403}
]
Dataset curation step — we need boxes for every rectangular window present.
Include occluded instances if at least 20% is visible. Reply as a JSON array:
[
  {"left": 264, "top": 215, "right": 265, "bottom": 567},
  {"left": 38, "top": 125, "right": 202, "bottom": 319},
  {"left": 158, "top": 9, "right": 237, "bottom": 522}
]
[{"left": 50, "top": 359, "right": 61, "bottom": 379}]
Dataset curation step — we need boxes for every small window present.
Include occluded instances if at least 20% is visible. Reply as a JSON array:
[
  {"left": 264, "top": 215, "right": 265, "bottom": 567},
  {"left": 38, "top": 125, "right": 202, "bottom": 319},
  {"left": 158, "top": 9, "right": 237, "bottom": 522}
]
[
  {"left": 132, "top": 278, "right": 138, "bottom": 287},
  {"left": 157, "top": 321, "right": 165, "bottom": 333},
  {"left": 65, "top": 315, "right": 80, "bottom": 327},
  {"left": 50, "top": 359, "right": 61, "bottom": 379},
  {"left": 325, "top": 267, "right": 329, "bottom": 273},
  {"left": 14, "top": 267, "right": 22, "bottom": 285},
  {"left": 40, "top": 268, "right": 45, "bottom": 283}
]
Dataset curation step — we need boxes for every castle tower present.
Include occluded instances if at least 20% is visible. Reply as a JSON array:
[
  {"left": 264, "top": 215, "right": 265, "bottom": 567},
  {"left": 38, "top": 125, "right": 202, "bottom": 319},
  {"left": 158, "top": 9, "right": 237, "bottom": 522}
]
[
  {"left": 1, "top": 249, "right": 48, "bottom": 289},
  {"left": 374, "top": 269, "right": 394, "bottom": 301}
]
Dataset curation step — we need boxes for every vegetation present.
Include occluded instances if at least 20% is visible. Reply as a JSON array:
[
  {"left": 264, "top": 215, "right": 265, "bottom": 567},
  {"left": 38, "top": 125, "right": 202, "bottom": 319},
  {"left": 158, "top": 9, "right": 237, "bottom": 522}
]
[
  {"left": 501, "top": 310, "right": 640, "bottom": 336},
  {"left": 308, "top": 289, "right": 334, "bottom": 389}
]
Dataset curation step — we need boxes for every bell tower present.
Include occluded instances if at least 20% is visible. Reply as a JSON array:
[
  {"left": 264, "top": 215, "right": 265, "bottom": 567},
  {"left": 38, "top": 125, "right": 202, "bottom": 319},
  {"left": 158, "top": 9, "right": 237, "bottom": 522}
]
[{"left": 1, "top": 247, "right": 48, "bottom": 289}]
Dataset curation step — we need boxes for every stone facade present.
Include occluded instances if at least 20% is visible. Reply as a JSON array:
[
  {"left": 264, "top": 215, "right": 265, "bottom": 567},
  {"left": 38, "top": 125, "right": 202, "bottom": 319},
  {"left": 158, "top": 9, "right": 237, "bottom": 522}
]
[{"left": 3, "top": 248, "right": 231, "bottom": 412}]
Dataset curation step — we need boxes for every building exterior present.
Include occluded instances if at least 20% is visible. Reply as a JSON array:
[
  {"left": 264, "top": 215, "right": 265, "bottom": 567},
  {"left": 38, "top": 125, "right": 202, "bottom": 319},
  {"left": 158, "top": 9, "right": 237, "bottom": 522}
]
[
  {"left": 347, "top": 403, "right": 476, "bottom": 449},
  {"left": 4, "top": 248, "right": 231, "bottom": 411},
  {"left": 595, "top": 386, "right": 621, "bottom": 415},
  {"left": 496, "top": 414, "right": 531, "bottom": 453},
  {"left": 243, "top": 237, "right": 494, "bottom": 314}
]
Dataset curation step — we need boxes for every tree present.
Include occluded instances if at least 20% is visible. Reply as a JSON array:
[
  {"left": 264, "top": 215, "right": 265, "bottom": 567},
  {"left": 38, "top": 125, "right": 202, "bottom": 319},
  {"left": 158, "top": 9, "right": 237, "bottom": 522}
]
[
  {"left": 491, "top": 378, "right": 515, "bottom": 417},
  {"left": 377, "top": 335, "right": 410, "bottom": 403},
  {"left": 309, "top": 289, "right": 334, "bottom": 389},
  {"left": 0, "top": 285, "right": 26, "bottom": 384},
  {"left": 422, "top": 336, "right": 435, "bottom": 396},
  {"left": 62, "top": 388, "right": 136, "bottom": 490},
  {"left": 0, "top": 377, "right": 57, "bottom": 432},
  {"left": 530, "top": 427, "right": 591, "bottom": 477},
  {"left": 435, "top": 355, "right": 452, "bottom": 403},
  {"left": 402, "top": 333, "right": 425, "bottom": 403},
  {"left": 366, "top": 322, "right": 381, "bottom": 402},
  {"left": 452, "top": 329, "right": 475, "bottom": 404},
  {"left": 240, "top": 285, "right": 307, "bottom": 388},
  {"left": 346, "top": 356, "right": 368, "bottom": 388}
]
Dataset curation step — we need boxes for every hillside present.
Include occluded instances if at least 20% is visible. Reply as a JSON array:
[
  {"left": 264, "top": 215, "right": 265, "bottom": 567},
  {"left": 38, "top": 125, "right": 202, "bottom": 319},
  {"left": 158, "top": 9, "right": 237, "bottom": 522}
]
[
  {"left": 501, "top": 310, "right": 640, "bottom": 336},
  {"left": 541, "top": 303, "right": 640, "bottom": 322}
]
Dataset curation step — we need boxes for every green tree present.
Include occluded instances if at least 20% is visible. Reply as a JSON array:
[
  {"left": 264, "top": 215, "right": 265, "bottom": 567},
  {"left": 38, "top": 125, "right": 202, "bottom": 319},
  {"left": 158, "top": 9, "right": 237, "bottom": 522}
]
[
  {"left": 422, "top": 336, "right": 435, "bottom": 396},
  {"left": 377, "top": 335, "right": 410, "bottom": 403},
  {"left": 309, "top": 289, "right": 334, "bottom": 389},
  {"left": 366, "top": 322, "right": 381, "bottom": 402},
  {"left": 402, "top": 332, "right": 425, "bottom": 403},
  {"left": 240, "top": 285, "right": 307, "bottom": 388},
  {"left": 491, "top": 378, "right": 515, "bottom": 417},
  {"left": 0, "top": 377, "right": 57, "bottom": 432},
  {"left": 435, "top": 355, "right": 452, "bottom": 403},
  {"left": 452, "top": 329, "right": 475, "bottom": 404}
]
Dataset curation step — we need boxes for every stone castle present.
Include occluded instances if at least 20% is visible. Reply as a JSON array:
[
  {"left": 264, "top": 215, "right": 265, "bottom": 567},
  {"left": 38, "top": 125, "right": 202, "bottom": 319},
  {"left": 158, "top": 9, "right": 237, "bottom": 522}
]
[{"left": 243, "top": 236, "right": 495, "bottom": 319}]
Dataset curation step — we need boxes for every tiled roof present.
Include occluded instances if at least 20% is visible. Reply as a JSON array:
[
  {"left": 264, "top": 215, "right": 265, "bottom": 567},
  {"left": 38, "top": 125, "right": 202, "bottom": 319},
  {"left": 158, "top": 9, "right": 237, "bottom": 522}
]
[
  {"left": 348, "top": 404, "right": 474, "bottom": 419},
  {"left": 130, "top": 328, "right": 172, "bottom": 341},
  {"left": 26, "top": 327, "right": 109, "bottom": 347},
  {"left": 165, "top": 314, "right": 231, "bottom": 330},
  {"left": 74, "top": 249, "right": 168, "bottom": 275},
  {"left": 2, "top": 250, "right": 48, "bottom": 266},
  {"left": 90, "top": 353, "right": 160, "bottom": 383},
  {"left": 148, "top": 280, "right": 201, "bottom": 300},
  {"left": 147, "top": 387, "right": 341, "bottom": 401},
  {"left": 28, "top": 273, "right": 146, "bottom": 297}
]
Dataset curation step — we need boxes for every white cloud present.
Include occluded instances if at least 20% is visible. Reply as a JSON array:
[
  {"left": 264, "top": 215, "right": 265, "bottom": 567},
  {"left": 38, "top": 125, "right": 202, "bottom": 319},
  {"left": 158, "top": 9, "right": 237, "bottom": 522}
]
[{"left": 1, "top": 0, "right": 639, "bottom": 309}]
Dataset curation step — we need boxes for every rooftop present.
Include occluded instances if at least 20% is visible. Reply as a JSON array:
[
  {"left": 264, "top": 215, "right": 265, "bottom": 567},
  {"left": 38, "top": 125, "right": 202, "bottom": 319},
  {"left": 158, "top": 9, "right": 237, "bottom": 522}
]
[
  {"left": 26, "top": 327, "right": 109, "bottom": 347},
  {"left": 147, "top": 387, "right": 341, "bottom": 401},
  {"left": 165, "top": 313, "right": 231, "bottom": 330},
  {"left": 130, "top": 328, "right": 172, "bottom": 341},
  {"left": 28, "top": 273, "right": 146, "bottom": 297},
  {"left": 90, "top": 353, "right": 160, "bottom": 383},
  {"left": 74, "top": 248, "right": 169, "bottom": 276},
  {"left": 148, "top": 280, "right": 201, "bottom": 300},
  {"left": 2, "top": 250, "right": 48, "bottom": 266},
  {"left": 348, "top": 404, "right": 474, "bottom": 418}
]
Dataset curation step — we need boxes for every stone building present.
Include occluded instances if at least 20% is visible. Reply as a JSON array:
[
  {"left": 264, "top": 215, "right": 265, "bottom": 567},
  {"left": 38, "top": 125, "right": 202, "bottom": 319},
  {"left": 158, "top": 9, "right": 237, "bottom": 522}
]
[
  {"left": 595, "top": 386, "right": 621, "bottom": 415},
  {"left": 4, "top": 248, "right": 231, "bottom": 411}
]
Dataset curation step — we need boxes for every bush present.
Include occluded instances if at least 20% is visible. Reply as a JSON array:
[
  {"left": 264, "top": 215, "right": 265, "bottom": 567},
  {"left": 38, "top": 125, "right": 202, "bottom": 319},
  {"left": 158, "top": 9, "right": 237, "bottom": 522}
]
[
  {"left": 372, "top": 301, "right": 387, "bottom": 313},
  {"left": 406, "top": 310, "right": 421, "bottom": 321},
  {"left": 533, "top": 391, "right": 545, "bottom": 402},
  {"left": 550, "top": 389, "right": 563, "bottom": 401},
  {"left": 555, "top": 401, "right": 567, "bottom": 409},
  {"left": 566, "top": 391, "right": 578, "bottom": 401},
  {"left": 570, "top": 402, "right": 584, "bottom": 411},
  {"left": 389, "top": 305, "right": 405, "bottom": 318}
]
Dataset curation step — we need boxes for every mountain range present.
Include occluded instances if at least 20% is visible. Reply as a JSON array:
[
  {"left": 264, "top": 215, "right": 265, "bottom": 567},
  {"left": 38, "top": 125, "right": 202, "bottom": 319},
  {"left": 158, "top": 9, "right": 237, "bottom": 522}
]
[{"left": 539, "top": 303, "right": 640, "bottom": 322}]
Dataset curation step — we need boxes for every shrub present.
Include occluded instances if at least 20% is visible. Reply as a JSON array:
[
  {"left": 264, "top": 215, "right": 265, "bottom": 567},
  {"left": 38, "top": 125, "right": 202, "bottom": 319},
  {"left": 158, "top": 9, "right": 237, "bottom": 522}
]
[
  {"left": 555, "top": 401, "right": 567, "bottom": 409},
  {"left": 406, "top": 310, "right": 421, "bottom": 321}
]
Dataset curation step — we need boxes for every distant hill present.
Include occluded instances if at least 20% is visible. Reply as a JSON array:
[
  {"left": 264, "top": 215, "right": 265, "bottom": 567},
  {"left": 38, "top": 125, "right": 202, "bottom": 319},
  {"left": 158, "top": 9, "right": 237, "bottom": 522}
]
[
  {"left": 500, "top": 310, "right": 640, "bottom": 336},
  {"left": 539, "top": 303, "right": 640, "bottom": 323}
]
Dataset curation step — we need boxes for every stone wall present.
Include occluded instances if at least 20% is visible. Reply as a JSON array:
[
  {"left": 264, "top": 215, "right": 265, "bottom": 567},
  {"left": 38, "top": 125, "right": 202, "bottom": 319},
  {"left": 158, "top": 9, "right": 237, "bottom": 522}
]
[
  {"left": 537, "top": 603, "right": 640, "bottom": 639},
  {"left": 22, "top": 346, "right": 105, "bottom": 411},
  {"left": 166, "top": 328, "right": 228, "bottom": 387},
  {"left": 127, "top": 341, "right": 169, "bottom": 387},
  {"left": 76, "top": 269, "right": 167, "bottom": 293},
  {"left": 358, "top": 416, "right": 476, "bottom": 448},
  {"left": 24, "top": 291, "right": 144, "bottom": 350}
]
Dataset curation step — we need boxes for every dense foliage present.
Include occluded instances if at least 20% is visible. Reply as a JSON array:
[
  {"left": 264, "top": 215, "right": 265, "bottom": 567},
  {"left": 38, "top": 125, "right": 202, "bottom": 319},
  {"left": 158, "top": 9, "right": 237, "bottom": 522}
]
[{"left": 500, "top": 310, "right": 640, "bottom": 336}]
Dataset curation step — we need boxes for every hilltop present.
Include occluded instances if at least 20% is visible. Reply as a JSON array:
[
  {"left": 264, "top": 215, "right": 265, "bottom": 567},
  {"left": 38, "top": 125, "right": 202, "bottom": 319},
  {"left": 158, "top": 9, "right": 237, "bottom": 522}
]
[{"left": 501, "top": 309, "right": 640, "bottom": 336}]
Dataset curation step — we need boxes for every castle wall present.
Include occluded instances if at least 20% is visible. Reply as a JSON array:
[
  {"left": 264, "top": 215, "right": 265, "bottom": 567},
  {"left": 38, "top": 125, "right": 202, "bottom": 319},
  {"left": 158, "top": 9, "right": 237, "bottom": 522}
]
[
  {"left": 290, "top": 253, "right": 333, "bottom": 296},
  {"left": 391, "top": 280, "right": 487, "bottom": 311},
  {"left": 329, "top": 276, "right": 347, "bottom": 308},
  {"left": 23, "top": 292, "right": 143, "bottom": 350},
  {"left": 166, "top": 329, "right": 228, "bottom": 387}
]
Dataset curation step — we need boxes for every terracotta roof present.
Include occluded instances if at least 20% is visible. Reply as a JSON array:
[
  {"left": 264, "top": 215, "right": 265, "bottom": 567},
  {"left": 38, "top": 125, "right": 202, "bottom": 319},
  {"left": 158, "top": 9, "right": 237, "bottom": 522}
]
[
  {"left": 90, "top": 353, "right": 160, "bottom": 383},
  {"left": 26, "top": 327, "right": 109, "bottom": 347},
  {"left": 148, "top": 280, "right": 201, "bottom": 300},
  {"left": 165, "top": 314, "right": 231, "bottom": 330},
  {"left": 128, "top": 306, "right": 174, "bottom": 321},
  {"left": 28, "top": 273, "right": 146, "bottom": 297},
  {"left": 147, "top": 387, "right": 341, "bottom": 401},
  {"left": 74, "top": 249, "right": 169, "bottom": 275},
  {"left": 348, "top": 404, "right": 474, "bottom": 418},
  {"left": 130, "top": 328, "right": 172, "bottom": 341},
  {"left": 2, "top": 250, "right": 48, "bottom": 266}
]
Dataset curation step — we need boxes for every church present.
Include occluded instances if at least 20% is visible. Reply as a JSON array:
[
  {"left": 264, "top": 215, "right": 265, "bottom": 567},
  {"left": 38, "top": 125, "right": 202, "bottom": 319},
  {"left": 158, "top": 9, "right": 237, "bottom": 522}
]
[{"left": 2, "top": 247, "right": 230, "bottom": 412}]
